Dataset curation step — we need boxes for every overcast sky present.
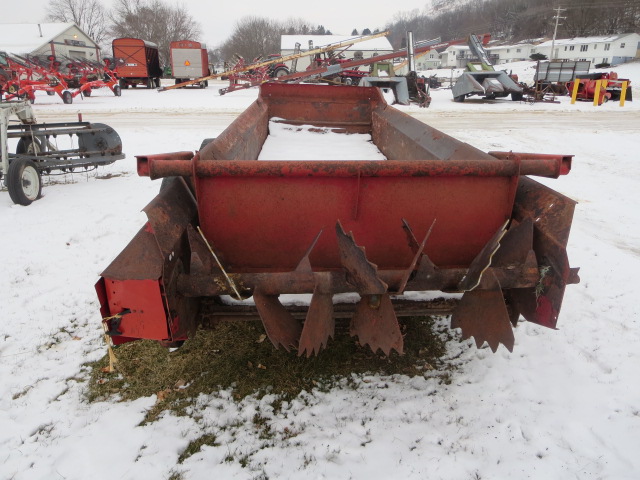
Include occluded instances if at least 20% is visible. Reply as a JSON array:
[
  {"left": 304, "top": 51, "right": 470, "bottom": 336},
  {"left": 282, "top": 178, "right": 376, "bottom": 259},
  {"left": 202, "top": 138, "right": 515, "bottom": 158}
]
[{"left": 17, "top": 0, "right": 434, "bottom": 47}]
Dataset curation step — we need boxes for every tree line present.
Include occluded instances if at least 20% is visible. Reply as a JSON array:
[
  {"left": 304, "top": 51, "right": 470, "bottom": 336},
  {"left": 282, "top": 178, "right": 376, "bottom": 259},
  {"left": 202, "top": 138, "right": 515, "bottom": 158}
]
[
  {"left": 45, "top": 0, "right": 335, "bottom": 66},
  {"left": 385, "top": 0, "right": 640, "bottom": 49},
  {"left": 46, "top": 0, "right": 639, "bottom": 66}
]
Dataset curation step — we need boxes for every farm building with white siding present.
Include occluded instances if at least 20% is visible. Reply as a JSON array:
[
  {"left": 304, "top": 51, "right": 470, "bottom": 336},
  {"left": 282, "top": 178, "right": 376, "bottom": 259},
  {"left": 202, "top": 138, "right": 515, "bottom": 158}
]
[{"left": 0, "top": 23, "right": 100, "bottom": 60}]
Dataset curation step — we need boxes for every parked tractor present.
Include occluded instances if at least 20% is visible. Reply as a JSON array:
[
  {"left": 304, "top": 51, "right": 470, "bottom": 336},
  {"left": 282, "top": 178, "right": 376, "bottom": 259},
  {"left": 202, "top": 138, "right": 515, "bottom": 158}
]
[{"left": 97, "top": 83, "right": 579, "bottom": 357}]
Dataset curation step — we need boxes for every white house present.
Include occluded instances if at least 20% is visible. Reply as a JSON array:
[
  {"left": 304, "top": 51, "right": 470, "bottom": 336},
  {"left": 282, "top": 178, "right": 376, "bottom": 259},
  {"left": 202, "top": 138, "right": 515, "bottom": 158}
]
[
  {"left": 280, "top": 35, "right": 394, "bottom": 71},
  {"left": 532, "top": 33, "right": 640, "bottom": 65},
  {"left": 415, "top": 48, "right": 441, "bottom": 70},
  {"left": 486, "top": 42, "right": 534, "bottom": 64},
  {"left": 0, "top": 23, "right": 100, "bottom": 60},
  {"left": 440, "top": 45, "right": 482, "bottom": 68}
]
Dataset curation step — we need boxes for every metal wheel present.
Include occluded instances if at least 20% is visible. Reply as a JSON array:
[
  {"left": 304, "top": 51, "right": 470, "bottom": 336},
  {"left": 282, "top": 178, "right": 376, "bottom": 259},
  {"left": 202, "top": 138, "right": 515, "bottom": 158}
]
[
  {"left": 146, "top": 78, "right": 153, "bottom": 89},
  {"left": 62, "top": 90, "right": 73, "bottom": 104},
  {"left": 16, "top": 136, "right": 42, "bottom": 155},
  {"left": 113, "top": 85, "right": 122, "bottom": 97},
  {"left": 7, "top": 158, "right": 42, "bottom": 206},
  {"left": 83, "top": 88, "right": 92, "bottom": 97},
  {"left": 272, "top": 67, "right": 289, "bottom": 78}
]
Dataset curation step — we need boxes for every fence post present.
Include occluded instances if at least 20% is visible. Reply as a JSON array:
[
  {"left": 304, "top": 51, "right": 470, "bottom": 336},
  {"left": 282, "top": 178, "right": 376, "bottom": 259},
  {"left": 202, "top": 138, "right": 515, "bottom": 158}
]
[
  {"left": 620, "top": 81, "right": 628, "bottom": 107},
  {"left": 593, "top": 80, "right": 602, "bottom": 106},
  {"left": 571, "top": 79, "right": 581, "bottom": 104}
]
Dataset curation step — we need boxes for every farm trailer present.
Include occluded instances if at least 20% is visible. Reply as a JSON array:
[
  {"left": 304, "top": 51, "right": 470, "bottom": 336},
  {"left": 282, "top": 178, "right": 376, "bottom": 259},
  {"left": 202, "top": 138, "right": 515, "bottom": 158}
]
[
  {"left": 97, "top": 83, "right": 579, "bottom": 357},
  {"left": 169, "top": 40, "right": 210, "bottom": 87},
  {"left": 112, "top": 38, "right": 163, "bottom": 89}
]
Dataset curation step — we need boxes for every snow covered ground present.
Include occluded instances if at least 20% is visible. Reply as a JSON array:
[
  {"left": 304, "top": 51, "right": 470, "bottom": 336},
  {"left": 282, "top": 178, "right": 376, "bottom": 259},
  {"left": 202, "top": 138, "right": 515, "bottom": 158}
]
[{"left": 1, "top": 61, "right": 639, "bottom": 480}]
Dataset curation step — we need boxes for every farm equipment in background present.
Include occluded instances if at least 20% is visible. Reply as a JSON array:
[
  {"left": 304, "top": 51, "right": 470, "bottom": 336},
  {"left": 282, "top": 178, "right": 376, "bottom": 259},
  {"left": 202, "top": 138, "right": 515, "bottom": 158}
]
[
  {"left": 567, "top": 71, "right": 633, "bottom": 104},
  {"left": 169, "top": 40, "right": 211, "bottom": 88},
  {"left": 305, "top": 51, "right": 368, "bottom": 85},
  {"left": 56, "top": 55, "right": 121, "bottom": 98},
  {"left": 112, "top": 37, "right": 163, "bottom": 89},
  {"left": 159, "top": 31, "right": 392, "bottom": 93},
  {"left": 218, "top": 53, "right": 290, "bottom": 95},
  {"left": 0, "top": 100, "right": 125, "bottom": 205},
  {"left": 0, "top": 51, "right": 70, "bottom": 103},
  {"left": 0, "top": 52, "right": 121, "bottom": 103},
  {"left": 452, "top": 34, "right": 523, "bottom": 102},
  {"left": 97, "top": 82, "right": 579, "bottom": 358}
]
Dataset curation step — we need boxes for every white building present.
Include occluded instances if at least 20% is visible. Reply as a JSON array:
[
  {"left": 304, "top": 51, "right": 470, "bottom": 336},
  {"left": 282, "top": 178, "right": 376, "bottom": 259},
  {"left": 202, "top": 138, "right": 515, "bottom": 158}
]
[
  {"left": 533, "top": 33, "right": 640, "bottom": 66},
  {"left": 437, "top": 33, "right": 639, "bottom": 69},
  {"left": 415, "top": 49, "right": 441, "bottom": 70},
  {"left": 280, "top": 35, "right": 394, "bottom": 71},
  {"left": 0, "top": 23, "right": 101, "bottom": 60},
  {"left": 487, "top": 42, "right": 533, "bottom": 64}
]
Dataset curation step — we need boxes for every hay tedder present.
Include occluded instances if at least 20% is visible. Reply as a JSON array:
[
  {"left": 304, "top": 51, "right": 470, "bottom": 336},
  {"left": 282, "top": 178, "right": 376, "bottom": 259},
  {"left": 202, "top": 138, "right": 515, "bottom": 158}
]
[
  {"left": 97, "top": 83, "right": 579, "bottom": 356},
  {"left": 1, "top": 100, "right": 125, "bottom": 205},
  {"left": 0, "top": 51, "right": 121, "bottom": 104}
]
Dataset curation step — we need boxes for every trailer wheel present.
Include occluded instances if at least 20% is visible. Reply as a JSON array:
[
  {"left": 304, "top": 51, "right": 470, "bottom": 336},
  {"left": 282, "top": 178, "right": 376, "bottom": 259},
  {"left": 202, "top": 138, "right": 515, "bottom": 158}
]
[
  {"left": 146, "top": 78, "right": 153, "bottom": 89},
  {"left": 16, "top": 136, "right": 42, "bottom": 155},
  {"left": 62, "top": 90, "right": 73, "bottom": 104},
  {"left": 155, "top": 78, "right": 161, "bottom": 88},
  {"left": 453, "top": 95, "right": 465, "bottom": 102},
  {"left": 83, "top": 88, "right": 92, "bottom": 97},
  {"left": 7, "top": 158, "right": 42, "bottom": 206},
  {"left": 272, "top": 66, "right": 289, "bottom": 78},
  {"left": 113, "top": 85, "right": 122, "bottom": 96}
]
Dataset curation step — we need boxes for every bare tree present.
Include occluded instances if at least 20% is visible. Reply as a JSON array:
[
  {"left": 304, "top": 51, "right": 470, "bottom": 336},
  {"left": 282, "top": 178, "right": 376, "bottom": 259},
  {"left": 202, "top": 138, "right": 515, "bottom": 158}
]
[
  {"left": 46, "top": 0, "right": 109, "bottom": 46},
  {"left": 109, "top": 0, "right": 202, "bottom": 65}
]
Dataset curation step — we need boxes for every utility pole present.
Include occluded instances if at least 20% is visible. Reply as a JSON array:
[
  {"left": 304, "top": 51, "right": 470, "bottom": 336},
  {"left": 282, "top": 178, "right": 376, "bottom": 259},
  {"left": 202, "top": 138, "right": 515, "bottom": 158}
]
[{"left": 550, "top": 6, "right": 566, "bottom": 60}]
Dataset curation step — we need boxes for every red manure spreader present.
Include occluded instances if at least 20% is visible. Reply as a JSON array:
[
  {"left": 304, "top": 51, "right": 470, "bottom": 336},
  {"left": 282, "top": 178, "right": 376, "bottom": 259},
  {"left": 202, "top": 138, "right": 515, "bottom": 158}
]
[{"left": 97, "top": 83, "right": 579, "bottom": 357}]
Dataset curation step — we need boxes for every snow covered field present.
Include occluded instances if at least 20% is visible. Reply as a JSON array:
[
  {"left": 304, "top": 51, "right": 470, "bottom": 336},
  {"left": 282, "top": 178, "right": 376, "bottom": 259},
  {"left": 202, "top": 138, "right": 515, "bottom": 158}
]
[{"left": 1, "top": 61, "right": 639, "bottom": 480}]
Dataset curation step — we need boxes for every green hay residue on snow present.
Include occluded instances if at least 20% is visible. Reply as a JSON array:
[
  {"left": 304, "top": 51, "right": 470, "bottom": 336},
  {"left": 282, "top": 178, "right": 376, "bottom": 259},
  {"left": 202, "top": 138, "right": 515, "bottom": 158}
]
[{"left": 86, "top": 316, "right": 453, "bottom": 423}]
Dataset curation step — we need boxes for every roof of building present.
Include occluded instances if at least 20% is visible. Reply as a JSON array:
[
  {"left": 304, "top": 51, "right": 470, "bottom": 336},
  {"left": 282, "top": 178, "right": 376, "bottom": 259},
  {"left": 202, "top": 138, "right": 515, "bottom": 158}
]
[
  {"left": 536, "top": 33, "right": 638, "bottom": 48},
  {"left": 0, "top": 23, "right": 88, "bottom": 54},
  {"left": 281, "top": 35, "right": 393, "bottom": 52}
]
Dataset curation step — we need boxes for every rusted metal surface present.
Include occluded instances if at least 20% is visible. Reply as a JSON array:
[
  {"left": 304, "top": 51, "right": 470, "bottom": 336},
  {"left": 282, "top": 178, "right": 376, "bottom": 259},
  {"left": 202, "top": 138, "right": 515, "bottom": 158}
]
[
  {"left": 451, "top": 269, "right": 515, "bottom": 352},
  {"left": 140, "top": 158, "right": 572, "bottom": 180},
  {"left": 351, "top": 294, "right": 404, "bottom": 355},
  {"left": 97, "top": 82, "right": 579, "bottom": 356},
  {"left": 177, "top": 264, "right": 541, "bottom": 297}
]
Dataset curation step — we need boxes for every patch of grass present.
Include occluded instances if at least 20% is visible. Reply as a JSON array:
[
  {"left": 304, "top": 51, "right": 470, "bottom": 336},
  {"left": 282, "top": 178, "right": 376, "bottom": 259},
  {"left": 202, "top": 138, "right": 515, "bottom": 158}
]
[
  {"left": 86, "top": 316, "right": 453, "bottom": 423},
  {"left": 177, "top": 434, "right": 219, "bottom": 463}
]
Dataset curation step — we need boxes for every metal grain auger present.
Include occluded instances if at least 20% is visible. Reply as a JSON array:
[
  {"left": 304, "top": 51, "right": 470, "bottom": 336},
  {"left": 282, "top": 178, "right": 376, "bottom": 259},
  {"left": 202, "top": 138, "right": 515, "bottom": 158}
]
[{"left": 96, "top": 83, "right": 579, "bottom": 356}]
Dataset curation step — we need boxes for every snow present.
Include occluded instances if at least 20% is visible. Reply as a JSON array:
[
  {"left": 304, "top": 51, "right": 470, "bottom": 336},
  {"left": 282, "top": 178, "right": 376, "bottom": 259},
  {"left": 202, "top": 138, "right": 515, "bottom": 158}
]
[
  {"left": 1, "top": 60, "right": 640, "bottom": 480},
  {"left": 259, "top": 120, "right": 386, "bottom": 161}
]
